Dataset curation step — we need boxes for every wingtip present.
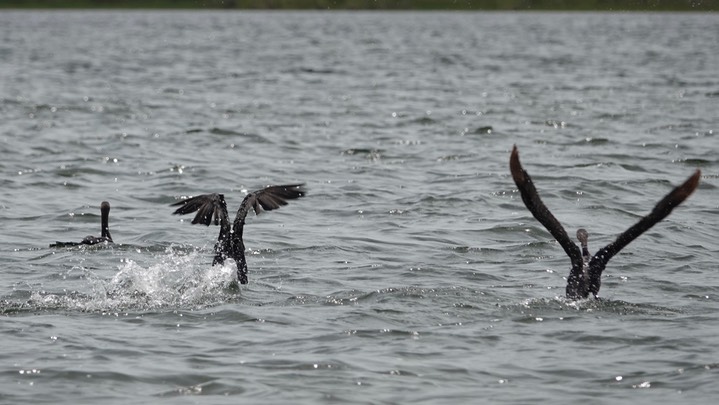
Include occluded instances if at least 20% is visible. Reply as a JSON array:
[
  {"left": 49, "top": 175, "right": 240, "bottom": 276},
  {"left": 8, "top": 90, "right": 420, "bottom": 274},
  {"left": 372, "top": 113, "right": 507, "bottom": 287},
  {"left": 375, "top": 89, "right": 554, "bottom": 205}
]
[
  {"left": 296, "top": 184, "right": 308, "bottom": 197},
  {"left": 683, "top": 169, "right": 701, "bottom": 196},
  {"left": 692, "top": 169, "right": 701, "bottom": 182},
  {"left": 289, "top": 183, "right": 307, "bottom": 192},
  {"left": 510, "top": 144, "right": 520, "bottom": 162},
  {"left": 170, "top": 198, "right": 187, "bottom": 207},
  {"left": 509, "top": 145, "right": 524, "bottom": 184},
  {"left": 277, "top": 183, "right": 308, "bottom": 197}
]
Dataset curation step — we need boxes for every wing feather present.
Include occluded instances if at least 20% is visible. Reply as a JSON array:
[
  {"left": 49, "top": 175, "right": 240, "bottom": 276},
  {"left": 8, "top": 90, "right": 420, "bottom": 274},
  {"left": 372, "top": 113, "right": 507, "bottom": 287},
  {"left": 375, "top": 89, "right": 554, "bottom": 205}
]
[
  {"left": 510, "top": 146, "right": 583, "bottom": 270},
  {"left": 236, "top": 184, "right": 306, "bottom": 224},
  {"left": 171, "top": 193, "right": 229, "bottom": 227},
  {"left": 588, "top": 170, "right": 701, "bottom": 281}
]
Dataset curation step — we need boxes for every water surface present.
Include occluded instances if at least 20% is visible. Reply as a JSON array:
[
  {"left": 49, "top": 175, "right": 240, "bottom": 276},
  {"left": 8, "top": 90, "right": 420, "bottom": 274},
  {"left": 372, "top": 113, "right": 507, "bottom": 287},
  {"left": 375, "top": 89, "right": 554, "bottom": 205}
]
[{"left": 1, "top": 11, "right": 718, "bottom": 404}]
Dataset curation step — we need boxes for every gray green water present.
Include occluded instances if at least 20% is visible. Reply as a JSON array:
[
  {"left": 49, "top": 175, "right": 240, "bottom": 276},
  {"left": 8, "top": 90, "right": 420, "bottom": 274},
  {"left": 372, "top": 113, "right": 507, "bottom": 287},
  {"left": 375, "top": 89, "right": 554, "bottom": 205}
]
[{"left": 1, "top": 11, "right": 718, "bottom": 404}]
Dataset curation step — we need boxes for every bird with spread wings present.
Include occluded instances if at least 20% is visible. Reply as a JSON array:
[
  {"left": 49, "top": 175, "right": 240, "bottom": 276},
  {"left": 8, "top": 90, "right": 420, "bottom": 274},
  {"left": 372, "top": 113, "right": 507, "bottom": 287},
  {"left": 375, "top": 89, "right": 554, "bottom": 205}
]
[
  {"left": 510, "top": 146, "right": 699, "bottom": 299},
  {"left": 172, "top": 184, "right": 306, "bottom": 284}
]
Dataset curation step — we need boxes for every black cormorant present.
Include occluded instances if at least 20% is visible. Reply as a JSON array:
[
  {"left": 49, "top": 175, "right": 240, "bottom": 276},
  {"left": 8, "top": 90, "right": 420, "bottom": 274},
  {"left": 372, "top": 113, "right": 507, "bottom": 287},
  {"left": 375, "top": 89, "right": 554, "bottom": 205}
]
[
  {"left": 50, "top": 201, "right": 113, "bottom": 247},
  {"left": 510, "top": 145, "right": 700, "bottom": 299},
  {"left": 171, "top": 184, "right": 306, "bottom": 284}
]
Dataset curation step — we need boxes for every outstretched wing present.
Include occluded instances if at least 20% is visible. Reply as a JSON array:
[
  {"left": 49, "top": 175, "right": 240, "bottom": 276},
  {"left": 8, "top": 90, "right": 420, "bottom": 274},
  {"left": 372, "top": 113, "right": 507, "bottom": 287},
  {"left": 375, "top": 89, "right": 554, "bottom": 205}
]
[
  {"left": 233, "top": 184, "right": 307, "bottom": 226},
  {"left": 171, "top": 193, "right": 230, "bottom": 227},
  {"left": 510, "top": 146, "right": 584, "bottom": 271},
  {"left": 587, "top": 169, "right": 701, "bottom": 291},
  {"left": 229, "top": 184, "right": 306, "bottom": 284}
]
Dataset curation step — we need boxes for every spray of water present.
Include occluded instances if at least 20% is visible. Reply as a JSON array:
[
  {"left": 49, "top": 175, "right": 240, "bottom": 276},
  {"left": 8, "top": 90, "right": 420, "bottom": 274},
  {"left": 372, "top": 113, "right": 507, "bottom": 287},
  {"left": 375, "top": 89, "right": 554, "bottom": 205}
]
[{"left": 5, "top": 246, "right": 243, "bottom": 314}]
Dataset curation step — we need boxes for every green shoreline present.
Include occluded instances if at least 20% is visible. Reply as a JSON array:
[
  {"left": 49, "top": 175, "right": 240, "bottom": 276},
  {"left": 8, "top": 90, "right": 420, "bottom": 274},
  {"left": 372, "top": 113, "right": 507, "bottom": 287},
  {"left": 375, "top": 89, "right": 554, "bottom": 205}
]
[{"left": 2, "top": 0, "right": 717, "bottom": 11}]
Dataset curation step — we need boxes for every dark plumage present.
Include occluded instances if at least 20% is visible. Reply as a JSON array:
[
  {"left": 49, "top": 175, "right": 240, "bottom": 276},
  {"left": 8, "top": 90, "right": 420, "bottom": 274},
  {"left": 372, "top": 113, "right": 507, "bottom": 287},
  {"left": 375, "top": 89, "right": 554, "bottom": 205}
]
[
  {"left": 510, "top": 145, "right": 700, "bottom": 299},
  {"left": 50, "top": 201, "right": 113, "bottom": 247},
  {"left": 172, "top": 184, "right": 306, "bottom": 284}
]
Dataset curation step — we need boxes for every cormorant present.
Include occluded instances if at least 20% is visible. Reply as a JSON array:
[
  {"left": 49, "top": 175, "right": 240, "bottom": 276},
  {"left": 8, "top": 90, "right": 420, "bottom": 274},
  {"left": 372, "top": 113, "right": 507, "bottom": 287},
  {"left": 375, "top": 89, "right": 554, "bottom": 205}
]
[
  {"left": 50, "top": 201, "right": 113, "bottom": 247},
  {"left": 510, "top": 145, "right": 700, "bottom": 299},
  {"left": 171, "top": 184, "right": 306, "bottom": 284}
]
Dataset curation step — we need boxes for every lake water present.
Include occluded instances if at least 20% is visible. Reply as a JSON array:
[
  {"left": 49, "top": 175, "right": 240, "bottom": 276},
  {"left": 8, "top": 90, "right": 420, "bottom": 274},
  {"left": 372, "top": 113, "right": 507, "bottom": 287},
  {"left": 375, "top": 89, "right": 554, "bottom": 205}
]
[{"left": 1, "top": 10, "right": 718, "bottom": 404}]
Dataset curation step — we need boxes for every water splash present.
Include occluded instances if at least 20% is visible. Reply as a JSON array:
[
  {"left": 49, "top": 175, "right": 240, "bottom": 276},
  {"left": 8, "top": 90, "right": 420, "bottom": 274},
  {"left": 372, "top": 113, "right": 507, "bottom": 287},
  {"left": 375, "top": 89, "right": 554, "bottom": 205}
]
[{"left": 3, "top": 247, "right": 242, "bottom": 314}]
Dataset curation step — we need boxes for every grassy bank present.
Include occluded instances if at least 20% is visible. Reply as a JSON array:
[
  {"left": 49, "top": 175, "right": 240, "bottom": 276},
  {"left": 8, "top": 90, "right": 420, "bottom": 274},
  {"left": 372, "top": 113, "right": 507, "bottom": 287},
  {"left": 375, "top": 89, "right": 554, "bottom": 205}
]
[{"left": 1, "top": 0, "right": 717, "bottom": 10}]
